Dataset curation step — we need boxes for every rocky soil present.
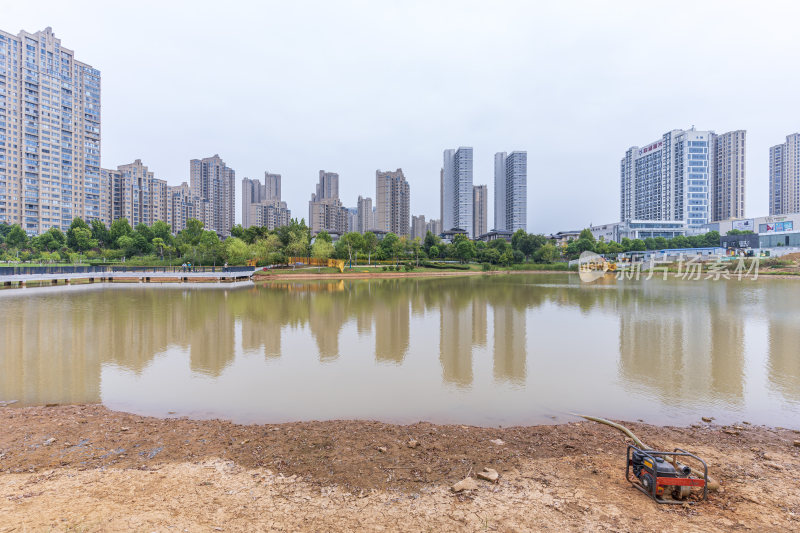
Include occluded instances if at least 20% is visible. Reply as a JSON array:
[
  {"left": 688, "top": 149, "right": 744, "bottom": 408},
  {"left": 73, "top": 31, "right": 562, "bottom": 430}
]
[{"left": 1, "top": 405, "right": 798, "bottom": 532}]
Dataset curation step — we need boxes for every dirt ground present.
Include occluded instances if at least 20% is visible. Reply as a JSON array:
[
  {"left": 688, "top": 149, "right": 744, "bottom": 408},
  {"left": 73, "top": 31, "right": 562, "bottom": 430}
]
[{"left": 1, "top": 405, "right": 798, "bottom": 532}]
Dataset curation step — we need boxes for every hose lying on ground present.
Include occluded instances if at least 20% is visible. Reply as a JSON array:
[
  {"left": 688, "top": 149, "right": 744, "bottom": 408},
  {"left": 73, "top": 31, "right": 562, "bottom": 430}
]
[{"left": 576, "top": 414, "right": 720, "bottom": 491}]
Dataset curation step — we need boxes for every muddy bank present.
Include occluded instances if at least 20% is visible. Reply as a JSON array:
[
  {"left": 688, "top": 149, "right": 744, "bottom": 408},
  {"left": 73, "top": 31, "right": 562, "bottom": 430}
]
[{"left": 1, "top": 405, "right": 798, "bottom": 531}]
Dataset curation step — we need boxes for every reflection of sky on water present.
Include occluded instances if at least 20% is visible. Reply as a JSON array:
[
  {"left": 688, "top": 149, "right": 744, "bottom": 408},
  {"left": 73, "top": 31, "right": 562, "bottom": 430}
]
[{"left": 0, "top": 275, "right": 798, "bottom": 428}]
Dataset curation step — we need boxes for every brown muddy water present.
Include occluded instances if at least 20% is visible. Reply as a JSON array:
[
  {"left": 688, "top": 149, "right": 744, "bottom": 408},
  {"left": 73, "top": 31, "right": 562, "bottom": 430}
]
[{"left": 0, "top": 274, "right": 798, "bottom": 427}]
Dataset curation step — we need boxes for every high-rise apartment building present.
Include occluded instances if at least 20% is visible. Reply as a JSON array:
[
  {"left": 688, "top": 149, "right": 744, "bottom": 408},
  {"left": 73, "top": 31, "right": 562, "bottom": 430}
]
[
  {"left": 356, "top": 195, "right": 374, "bottom": 233},
  {"left": 494, "top": 151, "right": 527, "bottom": 232},
  {"left": 473, "top": 185, "right": 488, "bottom": 237},
  {"left": 104, "top": 159, "right": 168, "bottom": 227},
  {"left": 770, "top": 133, "right": 800, "bottom": 215},
  {"left": 375, "top": 168, "right": 410, "bottom": 236},
  {"left": 309, "top": 170, "right": 348, "bottom": 234},
  {"left": 620, "top": 129, "right": 713, "bottom": 230},
  {"left": 167, "top": 182, "right": 198, "bottom": 233},
  {"left": 710, "top": 131, "right": 746, "bottom": 222},
  {"left": 411, "top": 215, "right": 426, "bottom": 240},
  {"left": 0, "top": 27, "right": 101, "bottom": 234},
  {"left": 264, "top": 172, "right": 281, "bottom": 202},
  {"left": 442, "top": 147, "right": 473, "bottom": 236},
  {"left": 242, "top": 172, "right": 285, "bottom": 229},
  {"left": 190, "top": 154, "right": 235, "bottom": 236},
  {"left": 247, "top": 201, "right": 291, "bottom": 230},
  {"left": 242, "top": 177, "right": 263, "bottom": 228},
  {"left": 345, "top": 207, "right": 358, "bottom": 233},
  {"left": 426, "top": 218, "right": 442, "bottom": 237}
]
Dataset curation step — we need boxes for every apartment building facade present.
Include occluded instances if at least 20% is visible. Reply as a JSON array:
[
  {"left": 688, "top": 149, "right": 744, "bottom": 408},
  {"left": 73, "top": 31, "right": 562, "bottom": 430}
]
[
  {"left": 770, "top": 133, "right": 800, "bottom": 215},
  {"left": 442, "top": 147, "right": 473, "bottom": 236},
  {"left": 411, "top": 214, "right": 426, "bottom": 240},
  {"left": 473, "top": 184, "right": 487, "bottom": 237},
  {"left": 494, "top": 151, "right": 527, "bottom": 232},
  {"left": 308, "top": 170, "right": 348, "bottom": 234},
  {"left": 190, "top": 154, "right": 235, "bottom": 237},
  {"left": 0, "top": 27, "right": 101, "bottom": 234},
  {"left": 375, "top": 168, "right": 410, "bottom": 236}
]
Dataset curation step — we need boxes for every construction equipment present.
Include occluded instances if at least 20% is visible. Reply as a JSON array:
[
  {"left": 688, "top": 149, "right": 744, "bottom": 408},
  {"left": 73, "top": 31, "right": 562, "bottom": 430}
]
[
  {"left": 627, "top": 445, "right": 708, "bottom": 504},
  {"left": 578, "top": 414, "right": 717, "bottom": 504}
]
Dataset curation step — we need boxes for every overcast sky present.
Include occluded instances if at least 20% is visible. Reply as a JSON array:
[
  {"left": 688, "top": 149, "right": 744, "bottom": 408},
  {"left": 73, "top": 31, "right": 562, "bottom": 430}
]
[{"left": 4, "top": 0, "right": 800, "bottom": 233}]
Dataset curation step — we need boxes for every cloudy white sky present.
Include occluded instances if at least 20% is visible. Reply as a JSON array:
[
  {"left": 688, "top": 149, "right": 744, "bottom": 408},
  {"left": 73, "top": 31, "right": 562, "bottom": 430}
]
[{"left": 4, "top": 0, "right": 799, "bottom": 233}]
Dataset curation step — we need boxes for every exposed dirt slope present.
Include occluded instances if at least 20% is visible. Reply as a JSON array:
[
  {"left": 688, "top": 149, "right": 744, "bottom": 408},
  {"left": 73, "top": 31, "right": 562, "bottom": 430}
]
[{"left": 1, "top": 405, "right": 798, "bottom": 532}]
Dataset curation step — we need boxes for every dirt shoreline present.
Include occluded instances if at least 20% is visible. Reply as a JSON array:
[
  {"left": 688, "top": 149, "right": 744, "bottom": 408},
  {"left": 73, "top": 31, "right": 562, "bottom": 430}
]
[{"left": 1, "top": 405, "right": 798, "bottom": 531}]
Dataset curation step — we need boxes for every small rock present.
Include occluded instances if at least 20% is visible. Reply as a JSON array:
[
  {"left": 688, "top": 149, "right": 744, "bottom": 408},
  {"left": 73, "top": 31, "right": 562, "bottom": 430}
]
[
  {"left": 734, "top": 425, "right": 745, "bottom": 430},
  {"left": 477, "top": 468, "right": 499, "bottom": 483},
  {"left": 451, "top": 477, "right": 479, "bottom": 492},
  {"left": 43, "top": 438, "right": 56, "bottom": 446},
  {"left": 766, "top": 462, "right": 783, "bottom": 471},
  {"left": 425, "top": 466, "right": 432, "bottom": 474},
  {"left": 723, "top": 429, "right": 739, "bottom": 435},
  {"left": 377, "top": 446, "right": 387, "bottom": 453},
  {"left": 489, "top": 439, "right": 505, "bottom": 446},
  {"left": 793, "top": 440, "right": 800, "bottom": 448},
  {"left": 407, "top": 439, "right": 420, "bottom": 449},
  {"left": 121, "top": 427, "right": 130, "bottom": 432},
  {"left": 240, "top": 439, "right": 250, "bottom": 445},
  {"left": 763, "top": 452, "right": 777, "bottom": 461},
  {"left": 701, "top": 417, "right": 713, "bottom": 423}
]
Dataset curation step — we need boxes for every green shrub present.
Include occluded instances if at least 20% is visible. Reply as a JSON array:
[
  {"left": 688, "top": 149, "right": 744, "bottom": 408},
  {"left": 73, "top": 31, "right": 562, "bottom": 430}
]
[
  {"left": 404, "top": 263, "right": 413, "bottom": 272},
  {"left": 382, "top": 266, "right": 388, "bottom": 271},
  {"left": 481, "top": 262, "right": 492, "bottom": 271}
]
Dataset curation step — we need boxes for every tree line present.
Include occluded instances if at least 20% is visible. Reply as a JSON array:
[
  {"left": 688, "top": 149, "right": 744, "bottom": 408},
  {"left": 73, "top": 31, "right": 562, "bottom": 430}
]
[{"left": 0, "top": 218, "right": 723, "bottom": 266}]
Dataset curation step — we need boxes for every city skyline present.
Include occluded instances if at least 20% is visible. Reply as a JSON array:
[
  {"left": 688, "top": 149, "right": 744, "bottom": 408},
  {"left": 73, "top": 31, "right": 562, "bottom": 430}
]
[{"left": 5, "top": 2, "right": 798, "bottom": 234}]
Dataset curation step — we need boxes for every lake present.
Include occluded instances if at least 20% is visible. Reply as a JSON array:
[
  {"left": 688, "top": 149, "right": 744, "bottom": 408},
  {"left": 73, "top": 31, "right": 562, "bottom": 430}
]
[{"left": 1, "top": 274, "right": 798, "bottom": 428}]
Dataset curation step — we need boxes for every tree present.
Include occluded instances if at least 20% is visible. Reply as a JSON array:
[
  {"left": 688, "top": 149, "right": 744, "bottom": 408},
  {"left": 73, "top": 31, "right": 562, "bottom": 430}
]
[
  {"left": 361, "top": 232, "right": 378, "bottom": 264},
  {"left": 339, "top": 232, "right": 363, "bottom": 266},
  {"left": 109, "top": 218, "right": 133, "bottom": 246},
  {"left": 578, "top": 228, "right": 596, "bottom": 243},
  {"left": 520, "top": 234, "right": 546, "bottom": 260},
  {"left": 703, "top": 230, "right": 720, "bottom": 247},
  {"left": 311, "top": 238, "right": 334, "bottom": 261},
  {"left": 179, "top": 219, "right": 204, "bottom": 246},
  {"left": 316, "top": 230, "right": 332, "bottom": 243},
  {"left": 511, "top": 229, "right": 527, "bottom": 251},
  {"left": 380, "top": 233, "right": 403, "bottom": 264},
  {"left": 151, "top": 220, "right": 172, "bottom": 243},
  {"left": 198, "top": 231, "right": 222, "bottom": 264},
  {"left": 629, "top": 239, "right": 647, "bottom": 252},
  {"left": 66, "top": 218, "right": 91, "bottom": 249},
  {"left": 423, "top": 231, "right": 440, "bottom": 253},
  {"left": 668, "top": 235, "right": 690, "bottom": 249},
  {"left": 223, "top": 237, "right": 249, "bottom": 265},
  {"left": 38, "top": 227, "right": 66, "bottom": 251},
  {"left": 5, "top": 224, "right": 28, "bottom": 249},
  {"left": 91, "top": 219, "right": 110, "bottom": 248},
  {"left": 428, "top": 245, "right": 440, "bottom": 259},
  {"left": 285, "top": 231, "right": 310, "bottom": 258},
  {"left": 152, "top": 237, "right": 166, "bottom": 259},
  {"left": 70, "top": 227, "right": 97, "bottom": 251},
  {"left": 116, "top": 235, "right": 135, "bottom": 255},
  {"left": 230, "top": 224, "right": 246, "bottom": 240},
  {"left": 534, "top": 242, "right": 558, "bottom": 263},
  {"left": 134, "top": 223, "right": 154, "bottom": 244},
  {"left": 454, "top": 239, "right": 475, "bottom": 264}
]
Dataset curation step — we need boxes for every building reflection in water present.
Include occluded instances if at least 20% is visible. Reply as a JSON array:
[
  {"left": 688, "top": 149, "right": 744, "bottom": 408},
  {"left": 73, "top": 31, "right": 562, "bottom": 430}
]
[
  {"left": 2, "top": 276, "right": 798, "bottom": 420},
  {"left": 617, "top": 281, "right": 746, "bottom": 405}
]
